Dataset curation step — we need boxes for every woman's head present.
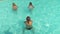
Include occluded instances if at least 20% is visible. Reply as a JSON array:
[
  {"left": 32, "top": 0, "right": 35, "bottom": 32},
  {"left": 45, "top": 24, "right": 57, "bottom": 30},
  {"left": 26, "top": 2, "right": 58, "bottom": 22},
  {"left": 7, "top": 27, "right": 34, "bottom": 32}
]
[
  {"left": 26, "top": 16, "right": 31, "bottom": 21},
  {"left": 29, "top": 2, "right": 32, "bottom": 5}
]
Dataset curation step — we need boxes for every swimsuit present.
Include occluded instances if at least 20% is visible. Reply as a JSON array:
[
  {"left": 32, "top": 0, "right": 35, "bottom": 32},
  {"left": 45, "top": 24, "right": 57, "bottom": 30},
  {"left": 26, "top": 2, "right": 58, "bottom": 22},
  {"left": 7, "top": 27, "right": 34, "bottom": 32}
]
[
  {"left": 25, "top": 21, "right": 32, "bottom": 30},
  {"left": 26, "top": 25, "right": 32, "bottom": 30}
]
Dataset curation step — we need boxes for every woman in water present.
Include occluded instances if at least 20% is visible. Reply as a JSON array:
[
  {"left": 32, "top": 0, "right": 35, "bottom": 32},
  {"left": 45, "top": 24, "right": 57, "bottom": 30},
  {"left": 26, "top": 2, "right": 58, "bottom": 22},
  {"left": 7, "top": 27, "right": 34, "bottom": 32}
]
[
  {"left": 12, "top": 3, "right": 17, "bottom": 10},
  {"left": 25, "top": 16, "right": 32, "bottom": 30},
  {"left": 23, "top": 16, "right": 34, "bottom": 34},
  {"left": 28, "top": 2, "right": 34, "bottom": 11}
]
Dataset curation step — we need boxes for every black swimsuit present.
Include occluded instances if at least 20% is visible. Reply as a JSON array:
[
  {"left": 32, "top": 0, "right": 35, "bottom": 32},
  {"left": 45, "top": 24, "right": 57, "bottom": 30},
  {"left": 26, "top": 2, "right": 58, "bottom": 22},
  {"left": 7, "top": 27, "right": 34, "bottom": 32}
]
[{"left": 26, "top": 27, "right": 32, "bottom": 30}]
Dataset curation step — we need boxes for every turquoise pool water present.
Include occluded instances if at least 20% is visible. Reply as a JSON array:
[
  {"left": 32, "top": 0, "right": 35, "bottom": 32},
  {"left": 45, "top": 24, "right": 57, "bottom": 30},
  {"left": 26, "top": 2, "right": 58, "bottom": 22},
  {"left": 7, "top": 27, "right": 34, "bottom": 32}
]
[{"left": 0, "top": 0, "right": 60, "bottom": 34}]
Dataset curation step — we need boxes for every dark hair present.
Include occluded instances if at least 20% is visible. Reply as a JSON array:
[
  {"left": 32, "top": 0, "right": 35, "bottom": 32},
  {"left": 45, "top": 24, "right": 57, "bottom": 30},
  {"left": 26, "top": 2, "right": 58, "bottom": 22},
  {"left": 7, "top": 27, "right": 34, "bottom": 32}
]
[
  {"left": 26, "top": 16, "right": 30, "bottom": 21},
  {"left": 13, "top": 3, "right": 16, "bottom": 6},
  {"left": 29, "top": 2, "right": 32, "bottom": 5},
  {"left": 26, "top": 16, "right": 31, "bottom": 23}
]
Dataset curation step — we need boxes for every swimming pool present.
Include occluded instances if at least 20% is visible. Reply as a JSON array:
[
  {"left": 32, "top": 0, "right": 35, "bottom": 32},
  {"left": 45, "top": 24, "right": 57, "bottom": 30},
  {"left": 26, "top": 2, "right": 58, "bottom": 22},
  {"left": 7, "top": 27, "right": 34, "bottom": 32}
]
[{"left": 0, "top": 0, "right": 60, "bottom": 34}]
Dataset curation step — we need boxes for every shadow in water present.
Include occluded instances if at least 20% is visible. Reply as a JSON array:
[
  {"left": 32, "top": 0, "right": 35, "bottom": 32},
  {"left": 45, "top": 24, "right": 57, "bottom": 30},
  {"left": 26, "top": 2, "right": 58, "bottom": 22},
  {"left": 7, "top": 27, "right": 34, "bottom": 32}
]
[{"left": 4, "top": 27, "right": 13, "bottom": 34}]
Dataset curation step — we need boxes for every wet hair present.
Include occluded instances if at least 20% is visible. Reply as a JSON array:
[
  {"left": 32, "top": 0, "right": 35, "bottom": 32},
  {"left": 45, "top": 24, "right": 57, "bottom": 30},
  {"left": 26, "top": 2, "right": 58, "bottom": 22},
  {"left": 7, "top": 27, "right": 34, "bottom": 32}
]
[
  {"left": 26, "top": 16, "right": 31, "bottom": 23},
  {"left": 29, "top": 2, "right": 32, "bottom": 5},
  {"left": 26, "top": 16, "right": 30, "bottom": 21},
  {"left": 13, "top": 3, "right": 16, "bottom": 6}
]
